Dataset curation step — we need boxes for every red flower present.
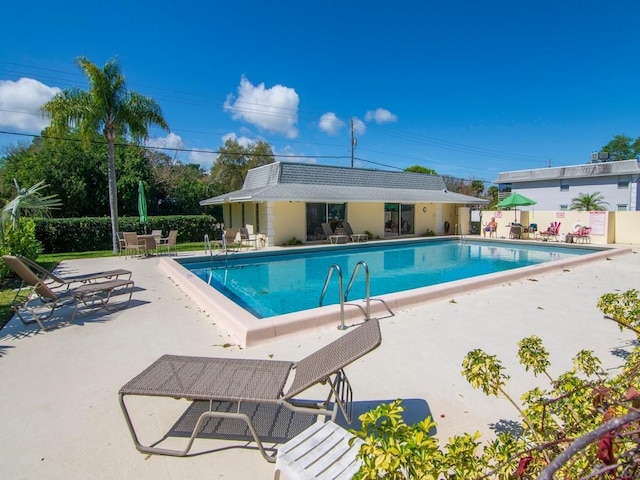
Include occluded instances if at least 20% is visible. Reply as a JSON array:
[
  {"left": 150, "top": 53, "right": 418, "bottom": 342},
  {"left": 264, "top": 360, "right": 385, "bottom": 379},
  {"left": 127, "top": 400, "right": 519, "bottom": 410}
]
[
  {"left": 515, "top": 456, "right": 533, "bottom": 476},
  {"left": 597, "top": 432, "right": 615, "bottom": 465},
  {"left": 626, "top": 386, "right": 640, "bottom": 408}
]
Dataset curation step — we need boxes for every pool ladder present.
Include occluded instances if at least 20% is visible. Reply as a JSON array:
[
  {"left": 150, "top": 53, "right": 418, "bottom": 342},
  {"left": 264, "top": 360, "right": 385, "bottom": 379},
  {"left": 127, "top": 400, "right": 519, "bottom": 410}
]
[
  {"left": 204, "top": 234, "right": 224, "bottom": 261},
  {"left": 319, "top": 261, "right": 371, "bottom": 330}
]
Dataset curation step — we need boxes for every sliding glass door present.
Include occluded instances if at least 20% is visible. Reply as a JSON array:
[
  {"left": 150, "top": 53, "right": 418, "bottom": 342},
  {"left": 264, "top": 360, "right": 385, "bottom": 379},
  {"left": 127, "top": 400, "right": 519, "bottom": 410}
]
[
  {"left": 306, "top": 203, "right": 346, "bottom": 241},
  {"left": 384, "top": 203, "right": 414, "bottom": 237}
]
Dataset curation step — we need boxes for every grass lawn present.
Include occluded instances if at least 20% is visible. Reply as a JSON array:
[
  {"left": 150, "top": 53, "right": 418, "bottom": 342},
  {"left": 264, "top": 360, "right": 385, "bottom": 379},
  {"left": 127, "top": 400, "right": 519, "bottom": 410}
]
[{"left": 0, "top": 241, "right": 205, "bottom": 331}]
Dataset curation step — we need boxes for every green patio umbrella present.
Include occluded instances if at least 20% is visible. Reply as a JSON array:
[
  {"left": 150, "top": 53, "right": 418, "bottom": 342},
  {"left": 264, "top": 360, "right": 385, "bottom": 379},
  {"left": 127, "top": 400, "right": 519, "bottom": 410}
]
[
  {"left": 496, "top": 192, "right": 537, "bottom": 220},
  {"left": 137, "top": 180, "right": 148, "bottom": 233}
]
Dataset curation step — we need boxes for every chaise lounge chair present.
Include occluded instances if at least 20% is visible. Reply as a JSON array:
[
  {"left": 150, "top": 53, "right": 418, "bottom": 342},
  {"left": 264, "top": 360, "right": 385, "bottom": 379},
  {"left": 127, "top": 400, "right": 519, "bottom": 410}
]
[
  {"left": 17, "top": 254, "right": 131, "bottom": 290},
  {"left": 2, "top": 255, "right": 135, "bottom": 330},
  {"left": 539, "top": 222, "right": 561, "bottom": 242},
  {"left": 119, "top": 318, "right": 382, "bottom": 462},
  {"left": 343, "top": 222, "right": 368, "bottom": 243},
  {"left": 321, "top": 223, "right": 348, "bottom": 244}
]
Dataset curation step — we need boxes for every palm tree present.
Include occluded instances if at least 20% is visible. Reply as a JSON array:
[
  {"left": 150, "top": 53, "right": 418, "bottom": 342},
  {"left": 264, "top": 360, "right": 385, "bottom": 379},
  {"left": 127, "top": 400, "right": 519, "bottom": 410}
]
[
  {"left": 0, "top": 180, "right": 61, "bottom": 246},
  {"left": 569, "top": 192, "right": 609, "bottom": 211},
  {"left": 41, "top": 57, "right": 169, "bottom": 253}
]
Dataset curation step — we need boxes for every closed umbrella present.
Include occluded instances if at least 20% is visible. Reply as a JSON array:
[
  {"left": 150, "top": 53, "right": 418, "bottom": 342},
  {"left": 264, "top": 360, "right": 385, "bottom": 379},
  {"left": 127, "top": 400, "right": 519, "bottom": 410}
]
[
  {"left": 496, "top": 192, "right": 537, "bottom": 220},
  {"left": 138, "top": 180, "right": 148, "bottom": 233}
]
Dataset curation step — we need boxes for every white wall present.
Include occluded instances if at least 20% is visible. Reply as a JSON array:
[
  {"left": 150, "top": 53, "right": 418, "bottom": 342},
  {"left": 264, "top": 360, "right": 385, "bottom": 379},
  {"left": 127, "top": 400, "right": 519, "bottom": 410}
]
[{"left": 509, "top": 178, "right": 638, "bottom": 211}]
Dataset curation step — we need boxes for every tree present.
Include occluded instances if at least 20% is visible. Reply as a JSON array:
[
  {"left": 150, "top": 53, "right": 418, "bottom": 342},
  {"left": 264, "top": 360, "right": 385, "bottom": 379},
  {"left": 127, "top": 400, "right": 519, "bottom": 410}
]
[
  {"left": 0, "top": 180, "right": 61, "bottom": 277},
  {"left": 0, "top": 180, "right": 61, "bottom": 245},
  {"left": 404, "top": 165, "right": 438, "bottom": 175},
  {"left": 600, "top": 134, "right": 638, "bottom": 160},
  {"left": 0, "top": 132, "right": 155, "bottom": 218},
  {"left": 569, "top": 192, "right": 609, "bottom": 211},
  {"left": 470, "top": 179, "right": 484, "bottom": 197},
  {"left": 212, "top": 139, "right": 275, "bottom": 192},
  {"left": 486, "top": 186, "right": 499, "bottom": 209},
  {"left": 41, "top": 57, "right": 169, "bottom": 253}
]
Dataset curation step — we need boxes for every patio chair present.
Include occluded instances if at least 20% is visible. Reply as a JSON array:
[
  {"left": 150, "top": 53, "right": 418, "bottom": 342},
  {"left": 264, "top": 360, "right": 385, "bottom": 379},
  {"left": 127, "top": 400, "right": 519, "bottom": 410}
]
[
  {"left": 539, "top": 222, "right": 561, "bottom": 242},
  {"left": 321, "top": 223, "right": 348, "bottom": 244},
  {"left": 119, "top": 318, "right": 382, "bottom": 462},
  {"left": 222, "top": 228, "right": 240, "bottom": 252},
  {"left": 123, "top": 232, "right": 147, "bottom": 258},
  {"left": 158, "top": 230, "right": 178, "bottom": 255},
  {"left": 343, "top": 222, "right": 368, "bottom": 242},
  {"left": 2, "top": 255, "right": 135, "bottom": 330},
  {"left": 117, "top": 232, "right": 127, "bottom": 257},
  {"left": 16, "top": 255, "right": 131, "bottom": 290},
  {"left": 239, "top": 227, "right": 258, "bottom": 249},
  {"left": 573, "top": 226, "right": 592, "bottom": 244}
]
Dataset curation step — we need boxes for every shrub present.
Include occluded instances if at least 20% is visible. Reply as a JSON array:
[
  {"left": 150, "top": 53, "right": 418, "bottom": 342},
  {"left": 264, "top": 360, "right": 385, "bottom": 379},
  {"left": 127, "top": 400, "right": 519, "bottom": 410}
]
[
  {"left": 351, "top": 290, "right": 640, "bottom": 479},
  {"left": 285, "top": 236, "right": 303, "bottom": 245},
  {"left": 34, "top": 215, "right": 221, "bottom": 253},
  {"left": 0, "top": 219, "right": 42, "bottom": 279}
]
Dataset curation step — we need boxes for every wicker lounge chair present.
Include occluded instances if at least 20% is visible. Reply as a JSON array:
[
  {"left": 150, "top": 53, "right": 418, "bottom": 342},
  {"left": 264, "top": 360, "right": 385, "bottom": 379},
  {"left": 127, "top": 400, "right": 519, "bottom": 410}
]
[
  {"left": 119, "top": 318, "right": 382, "bottom": 461},
  {"left": 2, "top": 255, "right": 135, "bottom": 330},
  {"left": 17, "top": 254, "right": 131, "bottom": 289}
]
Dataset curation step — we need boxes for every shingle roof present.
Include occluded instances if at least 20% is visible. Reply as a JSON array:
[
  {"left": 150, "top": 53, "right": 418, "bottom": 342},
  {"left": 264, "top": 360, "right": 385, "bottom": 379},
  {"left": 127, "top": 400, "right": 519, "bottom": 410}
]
[{"left": 201, "top": 162, "right": 487, "bottom": 205}]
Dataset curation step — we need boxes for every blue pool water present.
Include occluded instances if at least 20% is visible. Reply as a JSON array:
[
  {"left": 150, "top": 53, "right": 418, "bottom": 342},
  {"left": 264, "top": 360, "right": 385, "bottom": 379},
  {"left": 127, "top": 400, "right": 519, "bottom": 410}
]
[{"left": 181, "top": 240, "right": 594, "bottom": 318}]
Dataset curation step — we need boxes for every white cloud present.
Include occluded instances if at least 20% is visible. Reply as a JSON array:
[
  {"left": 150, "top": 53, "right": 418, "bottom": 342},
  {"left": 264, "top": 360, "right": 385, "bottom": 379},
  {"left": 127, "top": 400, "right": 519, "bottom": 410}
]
[
  {"left": 0, "top": 78, "right": 60, "bottom": 131},
  {"left": 318, "top": 112, "right": 345, "bottom": 135},
  {"left": 222, "top": 132, "right": 256, "bottom": 149},
  {"left": 352, "top": 117, "right": 366, "bottom": 135},
  {"left": 364, "top": 107, "right": 398, "bottom": 124},
  {"left": 188, "top": 149, "right": 216, "bottom": 171},
  {"left": 224, "top": 75, "right": 299, "bottom": 139},
  {"left": 145, "top": 132, "right": 184, "bottom": 150}
]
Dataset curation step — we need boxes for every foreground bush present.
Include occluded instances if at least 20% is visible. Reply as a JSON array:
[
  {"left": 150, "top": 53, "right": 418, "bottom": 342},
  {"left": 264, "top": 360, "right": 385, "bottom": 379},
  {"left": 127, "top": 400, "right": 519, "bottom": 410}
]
[
  {"left": 352, "top": 290, "right": 640, "bottom": 479},
  {"left": 0, "top": 219, "right": 42, "bottom": 279}
]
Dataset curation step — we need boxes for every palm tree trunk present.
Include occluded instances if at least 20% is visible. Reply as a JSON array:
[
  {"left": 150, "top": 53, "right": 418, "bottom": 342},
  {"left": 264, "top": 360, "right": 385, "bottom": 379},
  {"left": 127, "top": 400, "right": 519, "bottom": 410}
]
[{"left": 107, "top": 139, "right": 120, "bottom": 254}]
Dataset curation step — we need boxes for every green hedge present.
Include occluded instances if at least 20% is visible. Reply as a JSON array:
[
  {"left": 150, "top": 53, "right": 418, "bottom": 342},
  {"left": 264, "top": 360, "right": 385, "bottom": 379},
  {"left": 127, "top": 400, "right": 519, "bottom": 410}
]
[{"left": 34, "top": 215, "right": 223, "bottom": 253}]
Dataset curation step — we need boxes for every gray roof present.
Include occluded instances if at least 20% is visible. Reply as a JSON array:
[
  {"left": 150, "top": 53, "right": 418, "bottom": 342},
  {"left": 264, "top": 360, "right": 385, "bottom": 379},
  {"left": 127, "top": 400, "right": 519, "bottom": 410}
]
[
  {"left": 201, "top": 162, "right": 488, "bottom": 205},
  {"left": 495, "top": 159, "right": 640, "bottom": 183}
]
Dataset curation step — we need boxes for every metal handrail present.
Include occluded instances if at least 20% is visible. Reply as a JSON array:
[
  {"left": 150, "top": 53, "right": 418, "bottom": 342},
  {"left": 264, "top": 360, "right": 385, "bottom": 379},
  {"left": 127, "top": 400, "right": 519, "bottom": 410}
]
[
  {"left": 204, "top": 234, "right": 211, "bottom": 255},
  {"left": 344, "top": 261, "right": 371, "bottom": 321},
  {"left": 319, "top": 264, "right": 346, "bottom": 330}
]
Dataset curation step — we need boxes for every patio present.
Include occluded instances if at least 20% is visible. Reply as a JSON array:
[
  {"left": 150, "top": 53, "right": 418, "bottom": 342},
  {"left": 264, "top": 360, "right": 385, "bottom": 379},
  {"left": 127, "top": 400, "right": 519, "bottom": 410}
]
[{"left": 0, "top": 246, "right": 638, "bottom": 479}]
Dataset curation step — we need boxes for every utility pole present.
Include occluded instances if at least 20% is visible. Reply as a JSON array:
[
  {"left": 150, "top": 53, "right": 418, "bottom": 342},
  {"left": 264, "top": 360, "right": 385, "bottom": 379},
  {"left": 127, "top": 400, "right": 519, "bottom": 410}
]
[{"left": 350, "top": 118, "right": 357, "bottom": 168}]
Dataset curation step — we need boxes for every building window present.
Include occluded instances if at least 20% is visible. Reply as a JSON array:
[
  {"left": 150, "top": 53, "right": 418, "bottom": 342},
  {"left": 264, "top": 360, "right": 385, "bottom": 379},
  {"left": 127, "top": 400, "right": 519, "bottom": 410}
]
[
  {"left": 560, "top": 181, "right": 569, "bottom": 191},
  {"left": 498, "top": 183, "right": 512, "bottom": 201},
  {"left": 560, "top": 205, "right": 568, "bottom": 211},
  {"left": 618, "top": 176, "right": 630, "bottom": 189},
  {"left": 617, "top": 204, "right": 628, "bottom": 211}
]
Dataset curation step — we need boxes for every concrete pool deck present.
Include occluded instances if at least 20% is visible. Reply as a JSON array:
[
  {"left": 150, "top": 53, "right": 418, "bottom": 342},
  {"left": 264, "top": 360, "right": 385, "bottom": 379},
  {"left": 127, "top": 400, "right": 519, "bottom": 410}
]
[
  {"left": 161, "top": 238, "right": 632, "bottom": 347},
  {"left": 0, "top": 242, "right": 638, "bottom": 479}
]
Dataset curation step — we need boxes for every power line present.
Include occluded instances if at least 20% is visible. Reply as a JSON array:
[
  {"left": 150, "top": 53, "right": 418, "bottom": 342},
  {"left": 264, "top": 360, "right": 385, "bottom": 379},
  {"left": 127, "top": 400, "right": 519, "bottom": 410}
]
[
  {"left": 0, "top": 60, "right": 559, "bottom": 173},
  {"left": 0, "top": 129, "right": 350, "bottom": 160}
]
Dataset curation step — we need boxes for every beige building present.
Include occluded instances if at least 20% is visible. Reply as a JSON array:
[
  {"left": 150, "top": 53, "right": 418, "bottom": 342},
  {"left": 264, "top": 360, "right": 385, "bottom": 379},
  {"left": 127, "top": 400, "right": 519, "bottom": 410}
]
[{"left": 200, "top": 162, "right": 487, "bottom": 246}]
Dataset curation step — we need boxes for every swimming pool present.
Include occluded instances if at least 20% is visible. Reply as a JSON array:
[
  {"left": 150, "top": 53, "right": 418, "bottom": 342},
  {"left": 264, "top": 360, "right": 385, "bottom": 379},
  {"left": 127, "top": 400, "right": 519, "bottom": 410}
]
[
  {"left": 182, "top": 240, "right": 592, "bottom": 318},
  {"left": 160, "top": 238, "right": 624, "bottom": 346}
]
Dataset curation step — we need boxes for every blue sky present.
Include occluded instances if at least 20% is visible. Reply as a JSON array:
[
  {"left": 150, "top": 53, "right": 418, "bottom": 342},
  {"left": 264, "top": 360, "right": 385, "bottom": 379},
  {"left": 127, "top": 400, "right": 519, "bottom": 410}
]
[{"left": 1, "top": 0, "right": 639, "bottom": 184}]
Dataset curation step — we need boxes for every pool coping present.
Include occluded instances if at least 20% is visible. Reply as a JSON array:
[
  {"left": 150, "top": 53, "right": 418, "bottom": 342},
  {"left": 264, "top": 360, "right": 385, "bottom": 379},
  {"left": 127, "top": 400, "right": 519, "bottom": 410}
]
[{"left": 159, "top": 237, "right": 632, "bottom": 347}]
